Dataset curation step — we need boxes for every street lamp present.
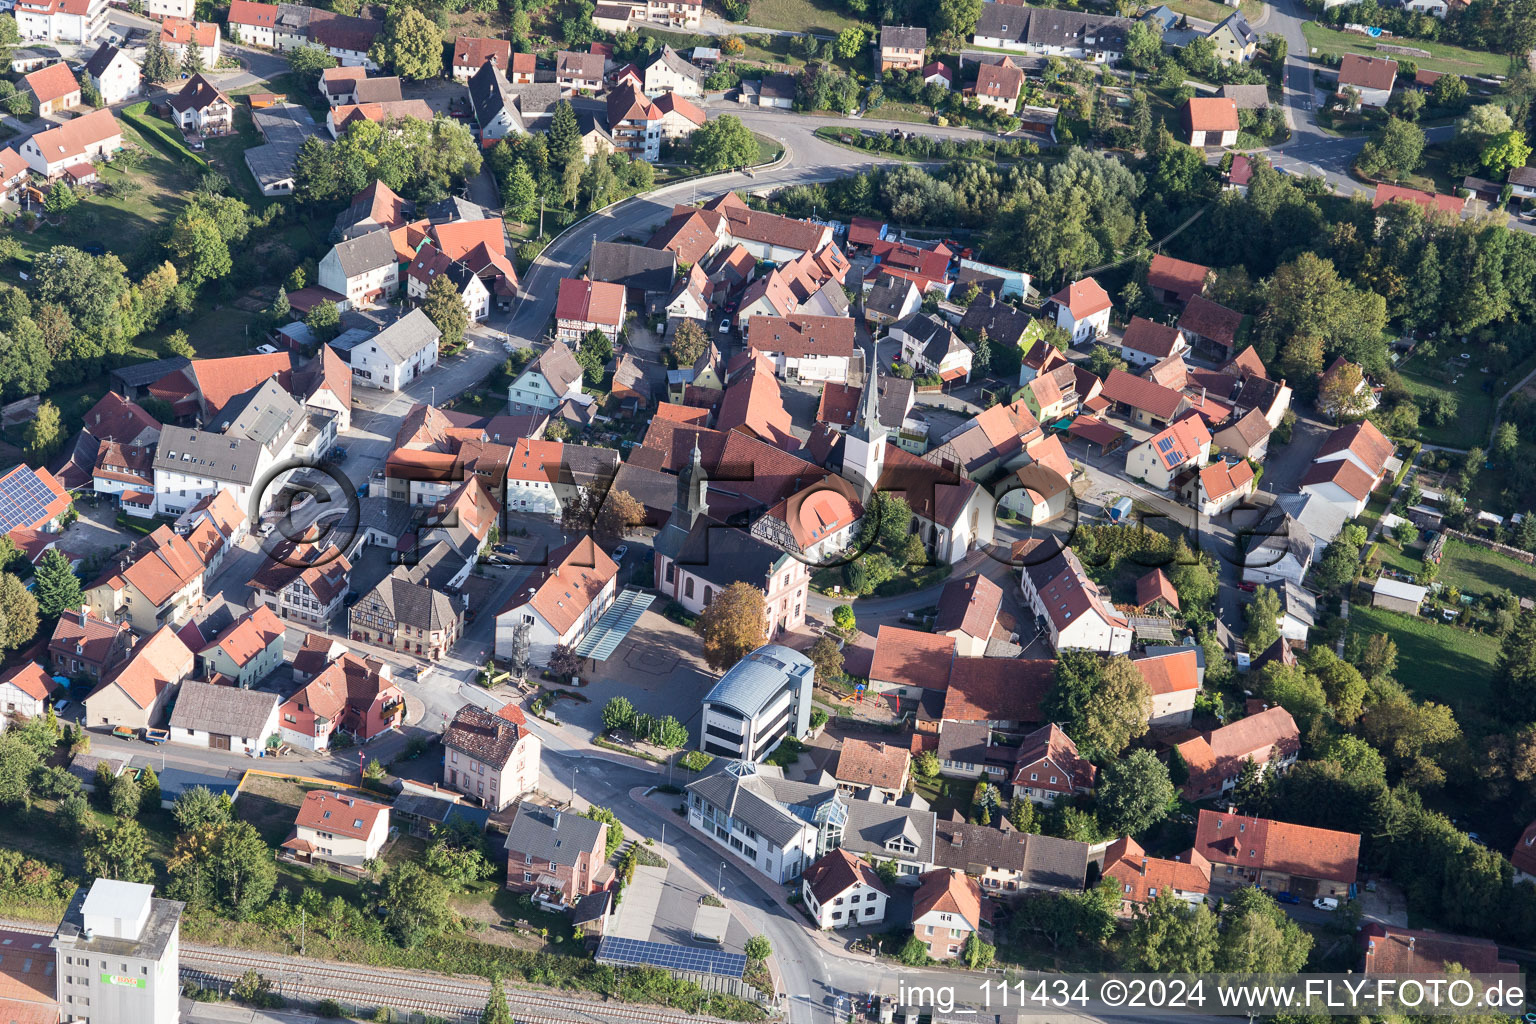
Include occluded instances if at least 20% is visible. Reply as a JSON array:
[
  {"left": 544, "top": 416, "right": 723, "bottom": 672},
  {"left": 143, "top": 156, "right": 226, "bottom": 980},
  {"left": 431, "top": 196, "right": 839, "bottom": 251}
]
[
  {"left": 571, "top": 766, "right": 579, "bottom": 808},
  {"left": 718, "top": 861, "right": 726, "bottom": 893}
]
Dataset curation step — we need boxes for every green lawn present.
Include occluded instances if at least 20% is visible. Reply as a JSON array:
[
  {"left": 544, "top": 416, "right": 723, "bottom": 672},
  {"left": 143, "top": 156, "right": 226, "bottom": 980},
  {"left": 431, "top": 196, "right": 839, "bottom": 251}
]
[
  {"left": 1300, "top": 22, "right": 1509, "bottom": 76},
  {"left": 754, "top": 131, "right": 784, "bottom": 165},
  {"left": 1346, "top": 603, "right": 1500, "bottom": 709},
  {"left": 1160, "top": 0, "right": 1263, "bottom": 25},
  {"left": 11, "top": 122, "right": 197, "bottom": 268},
  {"left": 1373, "top": 540, "right": 1424, "bottom": 576},
  {"left": 201, "top": 103, "right": 275, "bottom": 207},
  {"left": 1436, "top": 538, "right": 1536, "bottom": 597},
  {"left": 1397, "top": 352, "right": 1495, "bottom": 448},
  {"left": 718, "top": 0, "right": 871, "bottom": 36}
]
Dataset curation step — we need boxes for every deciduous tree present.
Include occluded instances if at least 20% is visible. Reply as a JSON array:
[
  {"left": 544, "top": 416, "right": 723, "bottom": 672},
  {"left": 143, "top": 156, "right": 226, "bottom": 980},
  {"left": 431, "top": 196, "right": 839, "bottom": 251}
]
[
  {"left": 378, "top": 861, "right": 454, "bottom": 945},
  {"left": 0, "top": 572, "right": 39, "bottom": 655},
  {"left": 84, "top": 819, "right": 155, "bottom": 883},
  {"left": 1096, "top": 748, "right": 1175, "bottom": 837},
  {"left": 602, "top": 696, "right": 636, "bottom": 732},
  {"left": 1244, "top": 585, "right": 1281, "bottom": 655},
  {"left": 24, "top": 401, "right": 63, "bottom": 462},
  {"left": 695, "top": 581, "right": 768, "bottom": 670},
  {"left": 369, "top": 7, "right": 442, "bottom": 80}
]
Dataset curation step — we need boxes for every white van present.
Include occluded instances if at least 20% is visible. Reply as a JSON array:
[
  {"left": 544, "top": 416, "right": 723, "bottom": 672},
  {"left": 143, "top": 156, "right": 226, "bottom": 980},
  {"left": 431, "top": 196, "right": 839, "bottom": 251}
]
[{"left": 1312, "top": 897, "right": 1339, "bottom": 911}]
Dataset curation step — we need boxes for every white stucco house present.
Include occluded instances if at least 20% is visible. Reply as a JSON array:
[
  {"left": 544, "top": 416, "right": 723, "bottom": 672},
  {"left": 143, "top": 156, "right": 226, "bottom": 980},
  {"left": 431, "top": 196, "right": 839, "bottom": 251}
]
[
  {"left": 493, "top": 537, "right": 619, "bottom": 667},
  {"left": 349, "top": 309, "right": 441, "bottom": 392}
]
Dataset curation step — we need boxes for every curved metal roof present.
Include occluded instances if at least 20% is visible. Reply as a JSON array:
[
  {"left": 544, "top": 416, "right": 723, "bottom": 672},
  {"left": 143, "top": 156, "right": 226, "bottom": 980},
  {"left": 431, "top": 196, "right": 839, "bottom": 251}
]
[{"left": 702, "top": 643, "right": 811, "bottom": 717}]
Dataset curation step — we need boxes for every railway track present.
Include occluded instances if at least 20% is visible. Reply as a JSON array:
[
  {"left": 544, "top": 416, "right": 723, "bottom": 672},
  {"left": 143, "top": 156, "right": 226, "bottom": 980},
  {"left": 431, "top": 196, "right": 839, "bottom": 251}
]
[{"left": 0, "top": 922, "right": 740, "bottom": 1024}]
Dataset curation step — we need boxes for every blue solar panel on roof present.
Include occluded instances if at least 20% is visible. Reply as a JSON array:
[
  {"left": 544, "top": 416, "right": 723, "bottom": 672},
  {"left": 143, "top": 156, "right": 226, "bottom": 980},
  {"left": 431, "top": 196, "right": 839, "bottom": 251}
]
[
  {"left": 0, "top": 468, "right": 57, "bottom": 535},
  {"left": 596, "top": 936, "right": 747, "bottom": 978},
  {"left": 1156, "top": 436, "right": 1175, "bottom": 452}
]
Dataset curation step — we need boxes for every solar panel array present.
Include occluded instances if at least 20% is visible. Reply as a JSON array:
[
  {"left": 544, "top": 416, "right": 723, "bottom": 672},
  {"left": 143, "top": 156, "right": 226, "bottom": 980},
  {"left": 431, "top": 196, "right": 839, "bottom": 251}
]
[
  {"left": 0, "top": 467, "right": 58, "bottom": 534},
  {"left": 595, "top": 936, "right": 747, "bottom": 979}
]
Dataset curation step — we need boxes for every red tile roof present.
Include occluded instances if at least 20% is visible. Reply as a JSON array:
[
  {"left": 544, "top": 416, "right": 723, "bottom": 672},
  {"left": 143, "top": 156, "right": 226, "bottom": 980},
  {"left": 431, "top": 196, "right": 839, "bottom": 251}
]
[
  {"left": 934, "top": 573, "right": 1002, "bottom": 640},
  {"left": 1339, "top": 52, "right": 1398, "bottom": 92},
  {"left": 161, "top": 17, "right": 218, "bottom": 47},
  {"left": 505, "top": 536, "right": 618, "bottom": 636},
  {"left": 716, "top": 367, "right": 797, "bottom": 450},
  {"left": 1049, "top": 277, "right": 1111, "bottom": 319},
  {"left": 23, "top": 61, "right": 79, "bottom": 104},
  {"left": 747, "top": 314, "right": 856, "bottom": 360},
  {"left": 1195, "top": 808, "right": 1359, "bottom": 885},
  {"left": 95, "top": 625, "right": 193, "bottom": 711},
  {"left": 653, "top": 90, "right": 705, "bottom": 126},
  {"left": 295, "top": 790, "right": 388, "bottom": 840},
  {"left": 1132, "top": 647, "right": 1200, "bottom": 696},
  {"left": 453, "top": 36, "right": 511, "bottom": 70},
  {"left": 1099, "top": 368, "right": 1187, "bottom": 421},
  {"left": 833, "top": 738, "right": 910, "bottom": 790},
  {"left": 1361, "top": 923, "right": 1516, "bottom": 975},
  {"left": 1135, "top": 568, "right": 1179, "bottom": 613},
  {"left": 1121, "top": 316, "right": 1185, "bottom": 359},
  {"left": 654, "top": 402, "right": 710, "bottom": 424},
  {"left": 943, "top": 657, "right": 1051, "bottom": 723},
  {"left": 1177, "top": 706, "right": 1298, "bottom": 796},
  {"left": 804, "top": 847, "right": 889, "bottom": 904},
  {"left": 870, "top": 625, "right": 955, "bottom": 689},
  {"left": 227, "top": 0, "right": 278, "bottom": 26},
  {"left": 1147, "top": 254, "right": 1209, "bottom": 302},
  {"left": 0, "top": 662, "right": 52, "bottom": 702},
  {"left": 1178, "top": 295, "right": 1244, "bottom": 348},
  {"left": 1513, "top": 821, "right": 1536, "bottom": 877},
  {"left": 1183, "top": 96, "right": 1239, "bottom": 133},
  {"left": 190, "top": 352, "right": 292, "bottom": 416},
  {"left": 848, "top": 216, "right": 885, "bottom": 247},
  {"left": 649, "top": 208, "right": 720, "bottom": 266},
  {"left": 556, "top": 277, "right": 626, "bottom": 327},
  {"left": 875, "top": 444, "right": 978, "bottom": 529},
  {"left": 1373, "top": 182, "right": 1463, "bottom": 217},
  {"left": 1103, "top": 836, "right": 1211, "bottom": 903},
  {"left": 1011, "top": 723, "right": 1095, "bottom": 789},
  {"left": 1301, "top": 457, "right": 1377, "bottom": 501},
  {"left": 975, "top": 59, "right": 1024, "bottom": 103},
  {"left": 1200, "top": 458, "right": 1255, "bottom": 501},
  {"left": 912, "top": 869, "right": 982, "bottom": 929},
  {"left": 1223, "top": 346, "right": 1268, "bottom": 378}
]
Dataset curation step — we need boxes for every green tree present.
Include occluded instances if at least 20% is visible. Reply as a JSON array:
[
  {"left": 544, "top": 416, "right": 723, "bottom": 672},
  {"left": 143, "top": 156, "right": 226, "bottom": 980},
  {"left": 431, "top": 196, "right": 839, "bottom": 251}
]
[
  {"left": 961, "top": 931, "right": 995, "bottom": 969},
  {"left": 480, "top": 977, "right": 512, "bottom": 1024},
  {"left": 84, "top": 819, "right": 155, "bottom": 882},
  {"left": 1244, "top": 585, "right": 1281, "bottom": 655},
  {"left": 0, "top": 572, "right": 39, "bottom": 655},
  {"left": 306, "top": 300, "right": 340, "bottom": 341},
  {"left": 287, "top": 43, "right": 338, "bottom": 83},
  {"left": 806, "top": 634, "right": 843, "bottom": 687},
  {"left": 575, "top": 327, "right": 612, "bottom": 385},
  {"left": 378, "top": 861, "right": 455, "bottom": 946},
  {"left": 834, "top": 27, "right": 864, "bottom": 59},
  {"left": 1166, "top": 743, "right": 1190, "bottom": 787},
  {"left": 913, "top": 750, "right": 940, "bottom": 779},
  {"left": 1047, "top": 654, "right": 1150, "bottom": 760},
  {"left": 173, "top": 786, "right": 232, "bottom": 833},
  {"left": 424, "top": 821, "right": 494, "bottom": 890},
  {"left": 602, "top": 696, "right": 636, "bottom": 732},
  {"left": 1125, "top": 893, "right": 1219, "bottom": 971},
  {"left": 181, "top": 41, "right": 204, "bottom": 76},
  {"left": 109, "top": 772, "right": 140, "bottom": 817},
  {"left": 32, "top": 547, "right": 81, "bottom": 620},
  {"left": 369, "top": 6, "right": 442, "bottom": 80},
  {"left": 422, "top": 272, "right": 469, "bottom": 353},
  {"left": 1497, "top": 610, "right": 1536, "bottom": 719},
  {"left": 582, "top": 805, "right": 625, "bottom": 858},
  {"left": 170, "top": 214, "right": 231, "bottom": 286},
  {"left": 270, "top": 286, "right": 290, "bottom": 321},
  {"left": 1256, "top": 662, "right": 1328, "bottom": 733},
  {"left": 671, "top": 318, "right": 708, "bottom": 368},
  {"left": 1125, "top": 20, "right": 1163, "bottom": 70},
  {"left": 1432, "top": 72, "right": 1468, "bottom": 108},
  {"left": 744, "top": 934, "right": 772, "bottom": 962},
  {"left": 1216, "top": 886, "right": 1312, "bottom": 972},
  {"left": 24, "top": 401, "right": 63, "bottom": 462},
  {"left": 690, "top": 113, "right": 758, "bottom": 173},
  {"left": 653, "top": 715, "right": 688, "bottom": 749},
  {"left": 44, "top": 181, "right": 77, "bottom": 215},
  {"left": 896, "top": 934, "right": 929, "bottom": 965},
  {"left": 504, "top": 160, "right": 537, "bottom": 225},
  {"left": 1359, "top": 116, "right": 1425, "bottom": 177},
  {"left": 1096, "top": 748, "right": 1175, "bottom": 837},
  {"left": 0, "top": 733, "right": 39, "bottom": 808},
  {"left": 1304, "top": 646, "right": 1367, "bottom": 724},
  {"left": 138, "top": 765, "right": 160, "bottom": 809},
  {"left": 141, "top": 34, "right": 174, "bottom": 82},
  {"left": 546, "top": 101, "right": 584, "bottom": 205}
]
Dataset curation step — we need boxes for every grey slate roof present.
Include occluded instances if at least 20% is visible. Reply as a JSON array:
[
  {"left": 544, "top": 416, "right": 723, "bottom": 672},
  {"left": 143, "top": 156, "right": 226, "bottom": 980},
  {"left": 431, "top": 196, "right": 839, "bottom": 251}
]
[
  {"left": 974, "top": 4, "right": 1131, "bottom": 52},
  {"left": 840, "top": 798, "right": 935, "bottom": 861},
  {"left": 895, "top": 311, "right": 969, "bottom": 365},
  {"left": 504, "top": 801, "right": 607, "bottom": 865},
  {"left": 423, "top": 196, "right": 489, "bottom": 224},
  {"left": 353, "top": 76, "right": 404, "bottom": 103},
  {"left": 154, "top": 425, "right": 267, "bottom": 486},
  {"left": 959, "top": 293, "right": 1035, "bottom": 347},
  {"left": 168, "top": 680, "right": 278, "bottom": 740},
  {"left": 647, "top": 45, "right": 703, "bottom": 87},
  {"left": 671, "top": 515, "right": 793, "bottom": 589},
  {"left": 212, "top": 378, "right": 302, "bottom": 449},
  {"left": 368, "top": 308, "right": 441, "bottom": 363},
  {"left": 112, "top": 355, "right": 190, "bottom": 390},
  {"left": 1214, "top": 10, "right": 1257, "bottom": 45},
  {"left": 527, "top": 340, "right": 583, "bottom": 395},
  {"left": 83, "top": 42, "right": 123, "bottom": 78},
  {"left": 468, "top": 61, "right": 510, "bottom": 125},
  {"left": 331, "top": 228, "right": 397, "bottom": 277},
  {"left": 880, "top": 24, "right": 927, "bottom": 50},
  {"left": 373, "top": 566, "right": 460, "bottom": 631},
  {"left": 931, "top": 819, "right": 1088, "bottom": 890},
  {"left": 589, "top": 240, "right": 676, "bottom": 294},
  {"left": 1218, "top": 83, "right": 1270, "bottom": 109},
  {"left": 865, "top": 274, "right": 917, "bottom": 318},
  {"left": 686, "top": 764, "right": 838, "bottom": 848}
]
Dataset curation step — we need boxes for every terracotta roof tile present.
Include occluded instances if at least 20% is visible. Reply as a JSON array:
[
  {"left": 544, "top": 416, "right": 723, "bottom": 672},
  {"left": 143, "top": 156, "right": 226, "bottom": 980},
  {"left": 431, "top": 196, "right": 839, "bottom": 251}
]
[
  {"left": 0, "top": 661, "right": 52, "bottom": 702},
  {"left": 454, "top": 36, "right": 511, "bottom": 70},
  {"left": 1301, "top": 458, "right": 1376, "bottom": 501},
  {"left": 1183, "top": 96, "right": 1239, "bottom": 132},
  {"left": 95, "top": 625, "right": 194, "bottom": 711},
  {"left": 504, "top": 536, "right": 618, "bottom": 636},
  {"left": 803, "top": 847, "right": 889, "bottom": 904},
  {"left": 1099, "top": 367, "right": 1187, "bottom": 421},
  {"left": 1147, "top": 254, "right": 1209, "bottom": 301},
  {"left": 1103, "top": 836, "right": 1211, "bottom": 902},
  {"left": 1195, "top": 807, "right": 1358, "bottom": 885},
  {"left": 870, "top": 626, "right": 955, "bottom": 689},
  {"left": 295, "top": 790, "right": 388, "bottom": 839},
  {"left": 934, "top": 573, "right": 1002, "bottom": 639},
  {"left": 556, "top": 277, "right": 625, "bottom": 326},
  {"left": 1011, "top": 723, "right": 1095, "bottom": 789},
  {"left": 1362, "top": 923, "right": 1515, "bottom": 975},
  {"left": 1339, "top": 52, "right": 1398, "bottom": 91},
  {"left": 833, "top": 738, "right": 910, "bottom": 790},
  {"left": 1135, "top": 568, "right": 1180, "bottom": 613},
  {"left": 23, "top": 61, "right": 78, "bottom": 104},
  {"left": 942, "top": 657, "right": 1052, "bottom": 723},
  {"left": 912, "top": 869, "right": 982, "bottom": 928}
]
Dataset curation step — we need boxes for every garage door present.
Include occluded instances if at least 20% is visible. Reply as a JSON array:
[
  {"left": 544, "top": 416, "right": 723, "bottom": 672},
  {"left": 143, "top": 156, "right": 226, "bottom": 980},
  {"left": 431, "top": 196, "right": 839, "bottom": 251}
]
[{"left": 210, "top": 734, "right": 231, "bottom": 750}]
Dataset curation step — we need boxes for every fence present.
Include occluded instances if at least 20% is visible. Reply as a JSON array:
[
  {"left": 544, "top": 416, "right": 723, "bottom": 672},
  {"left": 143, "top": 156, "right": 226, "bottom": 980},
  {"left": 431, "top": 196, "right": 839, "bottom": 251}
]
[{"left": 1441, "top": 528, "right": 1536, "bottom": 566}]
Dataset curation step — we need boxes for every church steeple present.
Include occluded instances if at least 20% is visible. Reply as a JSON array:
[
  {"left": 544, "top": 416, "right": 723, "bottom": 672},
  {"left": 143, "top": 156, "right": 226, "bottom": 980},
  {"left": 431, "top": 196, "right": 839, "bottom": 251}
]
[
  {"left": 678, "top": 435, "right": 708, "bottom": 521},
  {"left": 844, "top": 340, "right": 886, "bottom": 499}
]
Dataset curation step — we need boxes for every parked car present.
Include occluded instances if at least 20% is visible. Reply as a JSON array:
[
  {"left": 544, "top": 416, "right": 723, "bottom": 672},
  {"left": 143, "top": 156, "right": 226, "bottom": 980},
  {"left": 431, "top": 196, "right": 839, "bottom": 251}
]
[
  {"left": 718, "top": 317, "right": 731, "bottom": 335},
  {"left": 1275, "top": 891, "right": 1300, "bottom": 904},
  {"left": 612, "top": 544, "right": 628, "bottom": 561},
  {"left": 52, "top": 699, "right": 72, "bottom": 715},
  {"left": 1237, "top": 581, "right": 1256, "bottom": 592},
  {"left": 258, "top": 522, "right": 275, "bottom": 537},
  {"left": 495, "top": 544, "right": 518, "bottom": 556},
  {"left": 1312, "top": 897, "right": 1339, "bottom": 911}
]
